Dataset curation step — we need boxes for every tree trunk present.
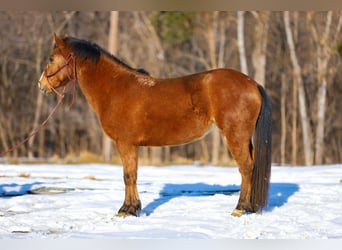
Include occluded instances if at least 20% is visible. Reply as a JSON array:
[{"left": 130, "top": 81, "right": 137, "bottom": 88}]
[
  {"left": 311, "top": 11, "right": 332, "bottom": 165},
  {"left": 151, "top": 147, "right": 162, "bottom": 165},
  {"left": 252, "top": 11, "right": 270, "bottom": 86},
  {"left": 206, "top": 12, "right": 220, "bottom": 165},
  {"left": 0, "top": 56, "right": 10, "bottom": 155},
  {"left": 280, "top": 73, "right": 287, "bottom": 165},
  {"left": 103, "top": 11, "right": 119, "bottom": 161},
  {"left": 237, "top": 11, "right": 248, "bottom": 75},
  {"left": 291, "top": 71, "right": 298, "bottom": 165},
  {"left": 28, "top": 38, "right": 43, "bottom": 158},
  {"left": 284, "top": 11, "right": 313, "bottom": 165},
  {"left": 0, "top": 113, "right": 10, "bottom": 154},
  {"left": 315, "top": 75, "right": 327, "bottom": 165},
  {"left": 204, "top": 12, "right": 231, "bottom": 165}
]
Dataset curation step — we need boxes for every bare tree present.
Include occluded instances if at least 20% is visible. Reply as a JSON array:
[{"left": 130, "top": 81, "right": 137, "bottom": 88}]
[
  {"left": 251, "top": 11, "right": 270, "bottom": 87},
  {"left": 28, "top": 37, "right": 43, "bottom": 158},
  {"left": 237, "top": 11, "right": 249, "bottom": 75},
  {"left": 309, "top": 11, "right": 342, "bottom": 164},
  {"left": 201, "top": 12, "right": 231, "bottom": 165},
  {"left": 280, "top": 73, "right": 287, "bottom": 164},
  {"left": 102, "top": 11, "right": 119, "bottom": 161},
  {"left": 206, "top": 12, "right": 220, "bottom": 165},
  {"left": 284, "top": 11, "right": 313, "bottom": 165}
]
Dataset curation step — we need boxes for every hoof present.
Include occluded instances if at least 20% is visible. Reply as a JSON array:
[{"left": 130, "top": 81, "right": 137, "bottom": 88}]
[
  {"left": 116, "top": 211, "right": 140, "bottom": 217},
  {"left": 231, "top": 209, "right": 244, "bottom": 217},
  {"left": 117, "top": 202, "right": 141, "bottom": 217}
]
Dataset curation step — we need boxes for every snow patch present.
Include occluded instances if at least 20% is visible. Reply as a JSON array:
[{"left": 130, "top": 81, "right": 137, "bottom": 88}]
[{"left": 0, "top": 163, "right": 341, "bottom": 238}]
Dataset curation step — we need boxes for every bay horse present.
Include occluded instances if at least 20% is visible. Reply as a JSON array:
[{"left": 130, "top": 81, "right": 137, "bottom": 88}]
[{"left": 38, "top": 34, "right": 272, "bottom": 217}]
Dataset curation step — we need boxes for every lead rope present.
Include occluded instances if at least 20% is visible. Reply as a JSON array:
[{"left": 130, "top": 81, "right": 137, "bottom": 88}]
[
  {"left": 0, "top": 95, "right": 65, "bottom": 157},
  {"left": 0, "top": 53, "right": 77, "bottom": 158}
]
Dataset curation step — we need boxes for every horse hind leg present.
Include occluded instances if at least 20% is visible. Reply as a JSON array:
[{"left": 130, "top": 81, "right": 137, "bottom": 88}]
[
  {"left": 233, "top": 143, "right": 254, "bottom": 217},
  {"left": 223, "top": 132, "right": 254, "bottom": 217}
]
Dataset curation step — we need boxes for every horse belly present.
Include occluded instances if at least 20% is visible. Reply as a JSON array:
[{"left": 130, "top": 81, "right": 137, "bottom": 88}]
[{"left": 138, "top": 113, "right": 213, "bottom": 146}]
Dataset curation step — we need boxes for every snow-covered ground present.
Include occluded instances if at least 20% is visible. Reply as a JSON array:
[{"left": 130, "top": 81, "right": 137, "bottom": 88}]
[{"left": 0, "top": 163, "right": 341, "bottom": 239}]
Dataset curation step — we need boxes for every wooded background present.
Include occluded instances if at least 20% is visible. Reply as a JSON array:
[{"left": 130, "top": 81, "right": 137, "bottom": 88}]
[{"left": 0, "top": 11, "right": 341, "bottom": 166}]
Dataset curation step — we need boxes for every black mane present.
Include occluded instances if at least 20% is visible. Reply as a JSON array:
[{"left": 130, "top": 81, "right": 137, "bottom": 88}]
[{"left": 63, "top": 37, "right": 149, "bottom": 75}]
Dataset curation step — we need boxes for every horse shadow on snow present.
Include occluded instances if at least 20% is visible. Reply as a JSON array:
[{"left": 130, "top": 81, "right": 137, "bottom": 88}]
[
  {"left": 142, "top": 182, "right": 299, "bottom": 216},
  {"left": 0, "top": 182, "right": 46, "bottom": 198}
]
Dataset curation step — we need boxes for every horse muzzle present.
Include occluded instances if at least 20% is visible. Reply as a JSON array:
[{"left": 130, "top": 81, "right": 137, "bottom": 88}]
[{"left": 38, "top": 81, "right": 50, "bottom": 94}]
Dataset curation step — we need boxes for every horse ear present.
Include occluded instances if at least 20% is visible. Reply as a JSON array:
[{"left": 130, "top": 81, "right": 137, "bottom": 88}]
[{"left": 54, "top": 33, "right": 65, "bottom": 48}]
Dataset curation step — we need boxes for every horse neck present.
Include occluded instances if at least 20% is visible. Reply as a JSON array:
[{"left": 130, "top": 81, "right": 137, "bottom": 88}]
[{"left": 76, "top": 56, "right": 127, "bottom": 112}]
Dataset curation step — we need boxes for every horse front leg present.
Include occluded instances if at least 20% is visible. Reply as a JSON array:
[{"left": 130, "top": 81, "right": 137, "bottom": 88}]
[{"left": 116, "top": 142, "right": 141, "bottom": 217}]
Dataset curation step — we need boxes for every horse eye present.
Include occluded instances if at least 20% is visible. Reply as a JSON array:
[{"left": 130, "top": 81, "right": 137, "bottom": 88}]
[{"left": 49, "top": 57, "right": 54, "bottom": 62}]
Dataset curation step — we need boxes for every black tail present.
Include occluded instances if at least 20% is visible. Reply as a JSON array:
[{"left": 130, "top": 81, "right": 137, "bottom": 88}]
[{"left": 250, "top": 85, "right": 272, "bottom": 212}]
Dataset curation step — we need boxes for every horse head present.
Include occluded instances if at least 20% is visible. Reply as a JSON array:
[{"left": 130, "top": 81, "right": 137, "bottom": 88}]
[{"left": 38, "top": 34, "right": 76, "bottom": 95}]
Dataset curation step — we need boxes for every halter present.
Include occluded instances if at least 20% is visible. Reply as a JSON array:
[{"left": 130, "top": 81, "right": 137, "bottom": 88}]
[{"left": 44, "top": 52, "right": 77, "bottom": 107}]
